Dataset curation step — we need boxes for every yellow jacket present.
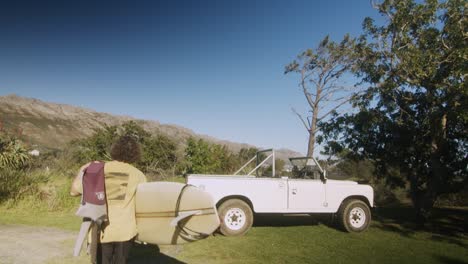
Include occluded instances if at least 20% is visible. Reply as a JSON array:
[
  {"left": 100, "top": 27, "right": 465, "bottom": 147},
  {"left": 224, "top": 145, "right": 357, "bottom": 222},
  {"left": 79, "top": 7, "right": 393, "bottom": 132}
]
[{"left": 72, "top": 161, "right": 147, "bottom": 243}]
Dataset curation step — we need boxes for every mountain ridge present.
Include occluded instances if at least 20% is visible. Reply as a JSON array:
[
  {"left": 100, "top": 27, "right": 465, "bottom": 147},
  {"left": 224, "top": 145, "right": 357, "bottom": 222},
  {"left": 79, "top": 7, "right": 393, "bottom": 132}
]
[{"left": 0, "top": 94, "right": 301, "bottom": 161}]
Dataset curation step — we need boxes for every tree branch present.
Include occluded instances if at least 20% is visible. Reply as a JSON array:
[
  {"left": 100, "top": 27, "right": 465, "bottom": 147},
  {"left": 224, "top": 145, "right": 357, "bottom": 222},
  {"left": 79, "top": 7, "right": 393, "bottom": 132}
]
[
  {"left": 292, "top": 108, "right": 311, "bottom": 131},
  {"left": 316, "top": 97, "right": 353, "bottom": 123},
  {"left": 317, "top": 85, "right": 350, "bottom": 104},
  {"left": 301, "top": 68, "right": 316, "bottom": 109}
]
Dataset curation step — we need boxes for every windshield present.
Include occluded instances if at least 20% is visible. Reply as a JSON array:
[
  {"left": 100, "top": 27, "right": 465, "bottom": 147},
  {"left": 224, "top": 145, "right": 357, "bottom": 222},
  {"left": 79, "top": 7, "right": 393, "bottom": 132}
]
[{"left": 289, "top": 157, "right": 323, "bottom": 180}]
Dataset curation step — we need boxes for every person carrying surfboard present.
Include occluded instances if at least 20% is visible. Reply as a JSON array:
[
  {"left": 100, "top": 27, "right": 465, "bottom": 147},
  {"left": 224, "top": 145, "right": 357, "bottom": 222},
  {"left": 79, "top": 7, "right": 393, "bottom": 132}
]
[{"left": 71, "top": 135, "right": 147, "bottom": 264}]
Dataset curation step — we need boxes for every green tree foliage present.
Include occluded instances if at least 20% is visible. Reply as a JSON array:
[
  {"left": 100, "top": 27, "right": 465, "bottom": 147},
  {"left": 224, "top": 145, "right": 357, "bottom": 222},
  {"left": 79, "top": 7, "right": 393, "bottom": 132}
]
[
  {"left": 0, "top": 168, "right": 49, "bottom": 202},
  {"left": 320, "top": 0, "right": 467, "bottom": 222},
  {"left": 237, "top": 148, "right": 259, "bottom": 165},
  {"left": 261, "top": 159, "right": 286, "bottom": 177},
  {"left": 211, "top": 144, "right": 237, "bottom": 173},
  {"left": 72, "top": 121, "right": 179, "bottom": 177},
  {"left": 184, "top": 138, "right": 253, "bottom": 175},
  {"left": 140, "top": 134, "right": 178, "bottom": 175},
  {"left": 229, "top": 147, "right": 263, "bottom": 175},
  {"left": 185, "top": 138, "right": 210, "bottom": 174},
  {"left": 72, "top": 125, "right": 117, "bottom": 163},
  {"left": 0, "top": 131, "right": 49, "bottom": 202},
  {"left": 121, "top": 120, "right": 151, "bottom": 143},
  {"left": 73, "top": 121, "right": 152, "bottom": 163},
  {"left": 185, "top": 138, "right": 230, "bottom": 174},
  {"left": 323, "top": 149, "right": 401, "bottom": 206},
  {"left": 0, "top": 132, "right": 30, "bottom": 169}
]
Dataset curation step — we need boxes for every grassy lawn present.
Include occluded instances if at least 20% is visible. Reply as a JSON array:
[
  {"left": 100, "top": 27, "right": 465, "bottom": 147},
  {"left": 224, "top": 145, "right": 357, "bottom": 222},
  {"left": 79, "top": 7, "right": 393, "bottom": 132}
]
[
  {"left": 174, "top": 208, "right": 468, "bottom": 264},
  {"left": 1, "top": 205, "right": 467, "bottom": 264}
]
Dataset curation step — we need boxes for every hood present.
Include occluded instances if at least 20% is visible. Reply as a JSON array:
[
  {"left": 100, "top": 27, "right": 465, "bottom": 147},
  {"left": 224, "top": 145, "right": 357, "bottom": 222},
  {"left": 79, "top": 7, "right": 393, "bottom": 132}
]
[{"left": 326, "top": 179, "right": 358, "bottom": 185}]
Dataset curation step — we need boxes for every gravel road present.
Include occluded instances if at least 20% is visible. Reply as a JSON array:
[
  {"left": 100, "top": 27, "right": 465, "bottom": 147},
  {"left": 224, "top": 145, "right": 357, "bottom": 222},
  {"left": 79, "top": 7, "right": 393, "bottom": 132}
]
[
  {"left": 0, "top": 225, "right": 185, "bottom": 264},
  {"left": 0, "top": 225, "right": 77, "bottom": 264}
]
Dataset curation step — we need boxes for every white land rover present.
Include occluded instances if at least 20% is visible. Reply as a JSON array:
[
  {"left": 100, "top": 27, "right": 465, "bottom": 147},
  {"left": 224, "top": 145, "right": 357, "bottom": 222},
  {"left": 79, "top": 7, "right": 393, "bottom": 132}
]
[{"left": 187, "top": 149, "right": 374, "bottom": 236}]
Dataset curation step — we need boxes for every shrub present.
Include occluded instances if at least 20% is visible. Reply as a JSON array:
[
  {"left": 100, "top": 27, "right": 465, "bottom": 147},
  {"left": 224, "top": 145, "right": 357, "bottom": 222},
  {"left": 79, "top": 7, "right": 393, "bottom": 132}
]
[
  {"left": 435, "top": 187, "right": 468, "bottom": 207},
  {"left": 41, "top": 179, "right": 78, "bottom": 211},
  {"left": 184, "top": 138, "right": 254, "bottom": 175},
  {"left": 139, "top": 134, "right": 178, "bottom": 177},
  {"left": 71, "top": 125, "right": 117, "bottom": 163},
  {"left": 71, "top": 122, "right": 181, "bottom": 179},
  {"left": 0, "top": 168, "right": 49, "bottom": 202},
  {"left": 185, "top": 138, "right": 232, "bottom": 174},
  {"left": 0, "top": 133, "right": 30, "bottom": 169},
  {"left": 372, "top": 181, "right": 402, "bottom": 206}
]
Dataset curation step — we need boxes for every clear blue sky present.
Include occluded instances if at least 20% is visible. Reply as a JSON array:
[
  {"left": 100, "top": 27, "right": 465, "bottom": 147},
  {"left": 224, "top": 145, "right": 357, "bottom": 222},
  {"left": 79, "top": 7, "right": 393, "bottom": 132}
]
[{"left": 0, "top": 0, "right": 380, "bottom": 154}]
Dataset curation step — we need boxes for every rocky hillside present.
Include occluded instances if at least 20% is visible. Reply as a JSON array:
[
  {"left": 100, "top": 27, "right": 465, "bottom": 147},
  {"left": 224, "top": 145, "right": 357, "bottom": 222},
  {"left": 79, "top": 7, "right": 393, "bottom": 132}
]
[{"left": 0, "top": 94, "right": 300, "bottom": 160}]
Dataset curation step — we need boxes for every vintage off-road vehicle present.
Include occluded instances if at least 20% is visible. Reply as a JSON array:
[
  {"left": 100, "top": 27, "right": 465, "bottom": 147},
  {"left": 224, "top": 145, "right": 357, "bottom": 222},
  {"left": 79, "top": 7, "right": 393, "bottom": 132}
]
[{"left": 187, "top": 149, "right": 373, "bottom": 236}]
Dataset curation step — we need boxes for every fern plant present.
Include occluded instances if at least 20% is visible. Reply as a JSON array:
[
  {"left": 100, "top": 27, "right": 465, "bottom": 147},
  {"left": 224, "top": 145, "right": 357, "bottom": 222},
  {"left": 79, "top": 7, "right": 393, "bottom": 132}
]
[{"left": 0, "top": 135, "right": 30, "bottom": 169}]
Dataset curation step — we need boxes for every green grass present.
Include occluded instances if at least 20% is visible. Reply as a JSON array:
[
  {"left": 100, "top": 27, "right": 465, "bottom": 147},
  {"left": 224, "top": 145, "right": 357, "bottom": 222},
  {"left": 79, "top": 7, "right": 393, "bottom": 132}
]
[
  {"left": 0, "top": 172, "right": 83, "bottom": 230},
  {"left": 1, "top": 206, "right": 467, "bottom": 264},
  {"left": 0, "top": 206, "right": 81, "bottom": 231},
  {"left": 178, "top": 222, "right": 468, "bottom": 264},
  {"left": 1, "top": 174, "right": 466, "bottom": 263},
  {"left": 174, "top": 208, "right": 468, "bottom": 264}
]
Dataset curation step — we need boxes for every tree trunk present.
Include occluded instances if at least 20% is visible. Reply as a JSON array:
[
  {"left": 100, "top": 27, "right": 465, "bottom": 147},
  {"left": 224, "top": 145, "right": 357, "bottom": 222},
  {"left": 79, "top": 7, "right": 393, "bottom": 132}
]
[
  {"left": 411, "top": 114, "right": 448, "bottom": 225},
  {"left": 307, "top": 84, "right": 321, "bottom": 158},
  {"left": 307, "top": 127, "right": 316, "bottom": 157},
  {"left": 412, "top": 190, "right": 437, "bottom": 226},
  {"left": 307, "top": 103, "right": 319, "bottom": 157}
]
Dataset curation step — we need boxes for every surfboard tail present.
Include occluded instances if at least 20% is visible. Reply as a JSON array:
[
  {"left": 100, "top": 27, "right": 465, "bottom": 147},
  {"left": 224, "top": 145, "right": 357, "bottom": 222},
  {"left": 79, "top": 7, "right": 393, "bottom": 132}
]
[{"left": 135, "top": 182, "right": 220, "bottom": 245}]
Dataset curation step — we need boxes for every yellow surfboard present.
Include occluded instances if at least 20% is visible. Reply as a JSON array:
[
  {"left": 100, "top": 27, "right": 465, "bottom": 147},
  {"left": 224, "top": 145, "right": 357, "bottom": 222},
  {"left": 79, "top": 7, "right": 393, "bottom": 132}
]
[{"left": 135, "top": 182, "right": 220, "bottom": 245}]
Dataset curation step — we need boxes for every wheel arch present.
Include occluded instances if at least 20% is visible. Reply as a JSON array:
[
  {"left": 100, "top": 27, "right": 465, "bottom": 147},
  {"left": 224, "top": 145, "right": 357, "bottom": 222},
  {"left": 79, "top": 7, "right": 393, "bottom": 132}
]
[
  {"left": 338, "top": 195, "right": 372, "bottom": 211},
  {"left": 216, "top": 195, "right": 254, "bottom": 212}
]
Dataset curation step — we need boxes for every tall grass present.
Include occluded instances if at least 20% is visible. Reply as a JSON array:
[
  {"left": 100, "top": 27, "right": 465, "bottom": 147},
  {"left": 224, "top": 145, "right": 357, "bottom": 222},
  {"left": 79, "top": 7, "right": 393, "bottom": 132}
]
[
  {"left": 0, "top": 168, "right": 48, "bottom": 203},
  {"left": 0, "top": 166, "right": 79, "bottom": 212}
]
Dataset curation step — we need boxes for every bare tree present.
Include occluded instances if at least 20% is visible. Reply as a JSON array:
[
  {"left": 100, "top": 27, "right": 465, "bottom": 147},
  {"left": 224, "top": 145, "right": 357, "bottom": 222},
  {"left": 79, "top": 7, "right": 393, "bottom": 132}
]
[{"left": 285, "top": 35, "right": 357, "bottom": 157}]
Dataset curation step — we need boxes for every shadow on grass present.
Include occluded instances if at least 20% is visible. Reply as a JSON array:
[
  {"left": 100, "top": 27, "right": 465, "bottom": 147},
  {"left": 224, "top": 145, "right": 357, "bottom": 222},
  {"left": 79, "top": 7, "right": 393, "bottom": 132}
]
[
  {"left": 433, "top": 255, "right": 468, "bottom": 264},
  {"left": 128, "top": 243, "right": 186, "bottom": 264},
  {"left": 253, "top": 214, "right": 333, "bottom": 228},
  {"left": 373, "top": 207, "right": 468, "bottom": 247}
]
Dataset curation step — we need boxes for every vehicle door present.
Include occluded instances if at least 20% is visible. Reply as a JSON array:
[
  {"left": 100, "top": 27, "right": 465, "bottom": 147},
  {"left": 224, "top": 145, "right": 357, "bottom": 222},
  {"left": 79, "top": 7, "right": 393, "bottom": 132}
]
[
  {"left": 287, "top": 177, "right": 326, "bottom": 212},
  {"left": 248, "top": 177, "right": 289, "bottom": 212}
]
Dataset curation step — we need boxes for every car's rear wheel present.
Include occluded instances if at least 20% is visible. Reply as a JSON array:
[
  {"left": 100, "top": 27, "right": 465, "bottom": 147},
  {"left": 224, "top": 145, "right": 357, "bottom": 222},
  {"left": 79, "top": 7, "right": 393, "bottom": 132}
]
[
  {"left": 338, "top": 199, "right": 371, "bottom": 232},
  {"left": 218, "top": 199, "right": 253, "bottom": 236}
]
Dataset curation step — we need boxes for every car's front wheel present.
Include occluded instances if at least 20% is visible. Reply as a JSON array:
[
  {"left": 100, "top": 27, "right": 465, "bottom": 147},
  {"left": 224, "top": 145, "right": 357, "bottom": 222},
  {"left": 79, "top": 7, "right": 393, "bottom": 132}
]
[
  {"left": 337, "top": 199, "right": 371, "bottom": 232},
  {"left": 217, "top": 199, "right": 253, "bottom": 236}
]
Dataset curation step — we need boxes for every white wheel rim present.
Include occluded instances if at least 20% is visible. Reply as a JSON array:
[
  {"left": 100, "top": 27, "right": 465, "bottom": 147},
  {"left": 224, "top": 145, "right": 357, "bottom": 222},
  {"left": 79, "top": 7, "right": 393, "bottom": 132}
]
[
  {"left": 224, "top": 207, "right": 246, "bottom": 231},
  {"left": 349, "top": 207, "right": 366, "bottom": 229}
]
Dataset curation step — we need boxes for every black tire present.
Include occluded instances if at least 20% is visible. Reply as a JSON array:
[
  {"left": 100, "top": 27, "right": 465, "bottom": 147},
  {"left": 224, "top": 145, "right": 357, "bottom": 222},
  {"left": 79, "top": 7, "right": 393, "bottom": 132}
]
[
  {"left": 337, "top": 199, "right": 371, "bottom": 232},
  {"left": 217, "top": 199, "right": 253, "bottom": 236}
]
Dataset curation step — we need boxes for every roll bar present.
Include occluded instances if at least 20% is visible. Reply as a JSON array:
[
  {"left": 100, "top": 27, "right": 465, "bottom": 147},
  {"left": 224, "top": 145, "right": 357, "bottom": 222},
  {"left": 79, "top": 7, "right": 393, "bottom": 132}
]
[{"left": 234, "top": 149, "right": 276, "bottom": 177}]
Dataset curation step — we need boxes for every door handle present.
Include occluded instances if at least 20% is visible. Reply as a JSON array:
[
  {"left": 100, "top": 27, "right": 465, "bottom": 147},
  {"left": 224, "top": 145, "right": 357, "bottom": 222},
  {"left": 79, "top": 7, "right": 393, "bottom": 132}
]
[{"left": 292, "top": 188, "right": 297, "bottom": 195}]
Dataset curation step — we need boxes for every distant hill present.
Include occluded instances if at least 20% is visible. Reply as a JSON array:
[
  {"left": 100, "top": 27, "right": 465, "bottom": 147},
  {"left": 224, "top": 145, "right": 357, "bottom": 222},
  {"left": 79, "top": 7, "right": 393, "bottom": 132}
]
[{"left": 0, "top": 94, "right": 301, "bottom": 161}]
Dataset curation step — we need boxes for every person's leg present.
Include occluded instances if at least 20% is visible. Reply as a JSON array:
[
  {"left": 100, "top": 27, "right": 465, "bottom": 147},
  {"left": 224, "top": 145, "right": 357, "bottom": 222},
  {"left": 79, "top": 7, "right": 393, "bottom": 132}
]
[
  {"left": 113, "top": 238, "right": 134, "bottom": 264},
  {"left": 98, "top": 242, "right": 115, "bottom": 264},
  {"left": 90, "top": 222, "right": 99, "bottom": 264}
]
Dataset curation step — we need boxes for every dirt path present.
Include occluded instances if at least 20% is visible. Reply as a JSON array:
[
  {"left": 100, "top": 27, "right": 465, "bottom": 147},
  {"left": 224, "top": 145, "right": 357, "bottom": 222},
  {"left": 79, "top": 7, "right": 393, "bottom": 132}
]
[
  {"left": 0, "top": 225, "right": 185, "bottom": 264},
  {"left": 0, "top": 225, "right": 77, "bottom": 264}
]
